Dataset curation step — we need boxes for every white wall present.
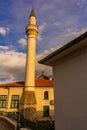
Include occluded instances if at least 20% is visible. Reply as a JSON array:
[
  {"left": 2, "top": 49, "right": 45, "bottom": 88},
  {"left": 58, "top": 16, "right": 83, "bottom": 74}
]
[{"left": 53, "top": 51, "right": 87, "bottom": 130}]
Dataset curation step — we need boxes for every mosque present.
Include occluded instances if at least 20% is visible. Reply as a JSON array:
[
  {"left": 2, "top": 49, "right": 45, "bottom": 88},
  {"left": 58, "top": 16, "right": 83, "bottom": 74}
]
[{"left": 0, "top": 8, "right": 54, "bottom": 121}]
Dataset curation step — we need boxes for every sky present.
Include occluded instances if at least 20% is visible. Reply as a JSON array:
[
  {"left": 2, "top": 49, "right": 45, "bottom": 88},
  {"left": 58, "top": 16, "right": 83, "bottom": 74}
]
[{"left": 0, "top": 0, "right": 87, "bottom": 83}]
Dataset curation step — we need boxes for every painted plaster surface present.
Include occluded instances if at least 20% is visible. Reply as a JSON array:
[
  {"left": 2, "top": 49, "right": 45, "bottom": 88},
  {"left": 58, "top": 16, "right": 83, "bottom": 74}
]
[{"left": 54, "top": 51, "right": 87, "bottom": 130}]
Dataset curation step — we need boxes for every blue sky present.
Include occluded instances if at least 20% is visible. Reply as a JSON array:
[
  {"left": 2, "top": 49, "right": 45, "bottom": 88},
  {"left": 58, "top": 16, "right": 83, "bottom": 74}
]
[{"left": 0, "top": 0, "right": 87, "bottom": 83}]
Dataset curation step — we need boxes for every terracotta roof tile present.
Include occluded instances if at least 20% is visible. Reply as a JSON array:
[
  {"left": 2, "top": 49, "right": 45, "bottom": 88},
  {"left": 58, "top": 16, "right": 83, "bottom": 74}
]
[
  {"left": 0, "top": 79, "right": 53, "bottom": 87},
  {"left": 35, "top": 78, "right": 53, "bottom": 87},
  {"left": 0, "top": 81, "right": 24, "bottom": 87}
]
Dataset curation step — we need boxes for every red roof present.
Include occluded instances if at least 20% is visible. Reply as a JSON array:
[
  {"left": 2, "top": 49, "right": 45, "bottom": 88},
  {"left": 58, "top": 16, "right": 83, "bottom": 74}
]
[
  {"left": 0, "top": 79, "right": 53, "bottom": 87},
  {"left": 35, "top": 78, "right": 53, "bottom": 87},
  {"left": 0, "top": 81, "right": 24, "bottom": 87}
]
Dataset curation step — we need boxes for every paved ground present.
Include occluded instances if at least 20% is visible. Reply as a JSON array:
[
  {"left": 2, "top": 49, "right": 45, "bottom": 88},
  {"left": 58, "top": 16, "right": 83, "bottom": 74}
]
[{"left": 0, "top": 120, "right": 13, "bottom": 130}]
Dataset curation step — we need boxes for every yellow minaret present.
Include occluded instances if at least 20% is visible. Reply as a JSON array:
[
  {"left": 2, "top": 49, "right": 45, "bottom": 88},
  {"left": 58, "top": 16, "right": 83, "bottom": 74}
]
[
  {"left": 20, "top": 8, "right": 38, "bottom": 121},
  {"left": 25, "top": 8, "right": 38, "bottom": 89}
]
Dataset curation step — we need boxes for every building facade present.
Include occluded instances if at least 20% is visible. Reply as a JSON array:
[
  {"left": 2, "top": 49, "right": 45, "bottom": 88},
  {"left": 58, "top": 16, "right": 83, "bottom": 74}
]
[
  {"left": 0, "top": 73, "right": 54, "bottom": 121},
  {"left": 39, "top": 32, "right": 87, "bottom": 130}
]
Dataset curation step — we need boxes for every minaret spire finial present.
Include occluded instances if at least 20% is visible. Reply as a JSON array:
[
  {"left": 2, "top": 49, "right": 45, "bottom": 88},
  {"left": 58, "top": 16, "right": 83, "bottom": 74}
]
[{"left": 29, "top": 7, "right": 36, "bottom": 17}]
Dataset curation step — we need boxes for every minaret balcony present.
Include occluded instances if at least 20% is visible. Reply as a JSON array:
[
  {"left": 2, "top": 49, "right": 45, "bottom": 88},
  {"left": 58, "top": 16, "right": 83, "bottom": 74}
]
[
  {"left": 26, "top": 24, "right": 38, "bottom": 36},
  {"left": 26, "top": 24, "right": 38, "bottom": 32}
]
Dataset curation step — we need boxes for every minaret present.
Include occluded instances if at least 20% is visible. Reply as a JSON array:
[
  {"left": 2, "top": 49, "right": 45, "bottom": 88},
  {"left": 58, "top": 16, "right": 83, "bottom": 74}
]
[
  {"left": 25, "top": 8, "right": 38, "bottom": 89},
  {"left": 20, "top": 8, "right": 38, "bottom": 121}
]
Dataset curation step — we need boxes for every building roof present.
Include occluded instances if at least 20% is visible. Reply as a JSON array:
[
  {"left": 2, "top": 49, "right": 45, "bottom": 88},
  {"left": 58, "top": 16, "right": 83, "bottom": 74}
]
[
  {"left": 39, "top": 31, "right": 87, "bottom": 65},
  {"left": 0, "top": 81, "right": 24, "bottom": 87},
  {"left": 0, "top": 79, "right": 53, "bottom": 88},
  {"left": 29, "top": 7, "right": 36, "bottom": 17},
  {"left": 35, "top": 78, "right": 53, "bottom": 87}
]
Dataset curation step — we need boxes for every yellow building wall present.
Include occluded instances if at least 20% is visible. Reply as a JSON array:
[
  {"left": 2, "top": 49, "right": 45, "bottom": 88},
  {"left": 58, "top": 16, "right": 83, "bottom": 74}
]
[
  {"left": 0, "top": 86, "right": 54, "bottom": 120},
  {"left": 35, "top": 87, "right": 54, "bottom": 120},
  {"left": 0, "top": 87, "right": 23, "bottom": 113}
]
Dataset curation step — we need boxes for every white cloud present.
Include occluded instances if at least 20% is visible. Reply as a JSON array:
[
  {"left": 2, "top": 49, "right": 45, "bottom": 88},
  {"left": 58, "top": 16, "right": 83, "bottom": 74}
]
[
  {"left": 0, "top": 50, "right": 26, "bottom": 83},
  {"left": 36, "top": 43, "right": 64, "bottom": 61},
  {"left": 0, "top": 46, "right": 9, "bottom": 50},
  {"left": 71, "top": 28, "right": 87, "bottom": 37},
  {"left": 0, "top": 27, "right": 10, "bottom": 36},
  {"left": 0, "top": 51, "right": 26, "bottom": 68},
  {"left": 36, "top": 44, "right": 65, "bottom": 76},
  {"left": 64, "top": 27, "right": 87, "bottom": 38},
  {"left": 37, "top": 23, "right": 46, "bottom": 42},
  {"left": 0, "top": 48, "right": 53, "bottom": 83},
  {"left": 36, "top": 52, "right": 52, "bottom": 76},
  {"left": 18, "top": 38, "right": 27, "bottom": 46}
]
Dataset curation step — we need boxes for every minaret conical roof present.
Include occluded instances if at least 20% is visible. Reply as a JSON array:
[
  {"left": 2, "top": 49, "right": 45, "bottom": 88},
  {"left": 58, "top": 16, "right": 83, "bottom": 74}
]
[{"left": 29, "top": 8, "right": 36, "bottom": 17}]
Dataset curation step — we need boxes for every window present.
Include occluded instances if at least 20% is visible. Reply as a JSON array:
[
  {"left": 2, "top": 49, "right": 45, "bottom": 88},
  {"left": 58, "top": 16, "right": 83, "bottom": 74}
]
[
  {"left": 43, "top": 106, "right": 49, "bottom": 117},
  {"left": 0, "top": 95, "right": 7, "bottom": 108},
  {"left": 44, "top": 91, "right": 49, "bottom": 99},
  {"left": 11, "top": 95, "right": 19, "bottom": 108}
]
